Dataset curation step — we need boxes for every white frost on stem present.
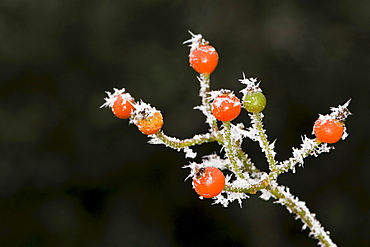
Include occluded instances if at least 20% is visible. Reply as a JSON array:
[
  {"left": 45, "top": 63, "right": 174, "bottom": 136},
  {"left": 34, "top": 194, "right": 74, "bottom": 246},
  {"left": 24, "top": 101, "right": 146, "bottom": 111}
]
[
  {"left": 213, "top": 189, "right": 249, "bottom": 208},
  {"left": 201, "top": 153, "right": 230, "bottom": 170},
  {"left": 249, "top": 113, "right": 277, "bottom": 168},
  {"left": 213, "top": 173, "right": 249, "bottom": 208},
  {"left": 193, "top": 75, "right": 218, "bottom": 129},
  {"left": 276, "top": 136, "right": 334, "bottom": 175},
  {"left": 272, "top": 185, "right": 337, "bottom": 247}
]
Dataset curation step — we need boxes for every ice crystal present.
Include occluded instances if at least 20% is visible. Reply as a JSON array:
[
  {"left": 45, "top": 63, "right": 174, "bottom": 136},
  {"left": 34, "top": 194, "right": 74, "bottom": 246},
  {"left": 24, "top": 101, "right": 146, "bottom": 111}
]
[
  {"left": 183, "top": 147, "right": 197, "bottom": 159},
  {"left": 183, "top": 154, "right": 229, "bottom": 182},
  {"left": 182, "top": 162, "right": 202, "bottom": 182},
  {"left": 240, "top": 116, "right": 259, "bottom": 142},
  {"left": 239, "top": 73, "right": 262, "bottom": 95},
  {"left": 147, "top": 134, "right": 165, "bottom": 145},
  {"left": 207, "top": 89, "right": 237, "bottom": 101},
  {"left": 183, "top": 30, "right": 208, "bottom": 51},
  {"left": 341, "top": 125, "right": 349, "bottom": 140},
  {"left": 259, "top": 188, "right": 273, "bottom": 201},
  {"left": 229, "top": 123, "right": 249, "bottom": 144},
  {"left": 130, "top": 101, "right": 159, "bottom": 125},
  {"left": 329, "top": 99, "right": 352, "bottom": 122},
  {"left": 201, "top": 154, "right": 229, "bottom": 170},
  {"left": 213, "top": 190, "right": 249, "bottom": 208},
  {"left": 312, "top": 143, "right": 333, "bottom": 157},
  {"left": 197, "top": 75, "right": 209, "bottom": 98},
  {"left": 101, "top": 88, "right": 131, "bottom": 108}
]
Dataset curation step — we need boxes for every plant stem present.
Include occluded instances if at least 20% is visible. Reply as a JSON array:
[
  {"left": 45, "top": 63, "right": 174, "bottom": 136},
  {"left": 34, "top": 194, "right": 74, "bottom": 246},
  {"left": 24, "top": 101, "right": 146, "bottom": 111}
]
[
  {"left": 251, "top": 112, "right": 277, "bottom": 172},
  {"left": 153, "top": 131, "right": 218, "bottom": 149},
  {"left": 224, "top": 179, "right": 269, "bottom": 194},
  {"left": 268, "top": 185, "right": 337, "bottom": 247},
  {"left": 269, "top": 139, "right": 321, "bottom": 180},
  {"left": 222, "top": 121, "right": 246, "bottom": 179},
  {"left": 199, "top": 73, "right": 219, "bottom": 132}
]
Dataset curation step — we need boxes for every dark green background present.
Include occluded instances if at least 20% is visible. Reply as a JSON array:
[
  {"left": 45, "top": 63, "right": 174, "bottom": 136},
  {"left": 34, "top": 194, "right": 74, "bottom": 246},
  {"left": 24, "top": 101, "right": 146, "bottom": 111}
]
[{"left": 0, "top": 1, "right": 369, "bottom": 246}]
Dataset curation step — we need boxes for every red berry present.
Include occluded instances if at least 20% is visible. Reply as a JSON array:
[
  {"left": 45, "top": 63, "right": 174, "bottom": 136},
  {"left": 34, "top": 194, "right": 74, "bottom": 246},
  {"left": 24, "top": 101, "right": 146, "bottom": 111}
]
[
  {"left": 189, "top": 45, "right": 219, "bottom": 74},
  {"left": 211, "top": 94, "right": 241, "bottom": 122},
  {"left": 313, "top": 116, "right": 344, "bottom": 143},
  {"left": 136, "top": 111, "right": 164, "bottom": 135},
  {"left": 193, "top": 166, "right": 225, "bottom": 198},
  {"left": 112, "top": 94, "right": 135, "bottom": 119}
]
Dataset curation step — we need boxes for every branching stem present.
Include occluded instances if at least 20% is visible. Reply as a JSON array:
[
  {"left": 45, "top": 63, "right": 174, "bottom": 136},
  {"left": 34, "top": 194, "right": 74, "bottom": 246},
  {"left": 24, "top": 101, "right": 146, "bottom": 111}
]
[{"left": 269, "top": 139, "right": 321, "bottom": 180}]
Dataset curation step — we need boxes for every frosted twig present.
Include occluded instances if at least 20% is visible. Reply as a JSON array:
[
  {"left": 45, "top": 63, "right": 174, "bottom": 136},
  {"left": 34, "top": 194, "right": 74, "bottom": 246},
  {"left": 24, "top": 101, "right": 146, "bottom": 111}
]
[
  {"left": 249, "top": 112, "right": 277, "bottom": 172},
  {"left": 194, "top": 74, "right": 219, "bottom": 132},
  {"left": 268, "top": 184, "right": 337, "bottom": 247},
  {"left": 150, "top": 131, "right": 219, "bottom": 154},
  {"left": 270, "top": 136, "right": 324, "bottom": 180}
]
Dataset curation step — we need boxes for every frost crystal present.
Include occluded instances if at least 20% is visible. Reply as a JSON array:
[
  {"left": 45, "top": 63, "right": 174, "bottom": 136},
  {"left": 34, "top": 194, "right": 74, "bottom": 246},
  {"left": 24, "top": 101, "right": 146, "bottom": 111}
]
[
  {"left": 229, "top": 123, "right": 249, "bottom": 144},
  {"left": 183, "top": 147, "right": 197, "bottom": 159},
  {"left": 201, "top": 154, "right": 229, "bottom": 170},
  {"left": 183, "top": 154, "right": 230, "bottom": 182},
  {"left": 239, "top": 73, "right": 262, "bottom": 95},
  {"left": 213, "top": 190, "right": 249, "bottom": 208},
  {"left": 207, "top": 89, "right": 236, "bottom": 101},
  {"left": 130, "top": 101, "right": 159, "bottom": 125},
  {"left": 147, "top": 135, "right": 165, "bottom": 145},
  {"left": 312, "top": 143, "right": 333, "bottom": 157},
  {"left": 183, "top": 30, "right": 208, "bottom": 51},
  {"left": 259, "top": 189, "right": 273, "bottom": 201},
  {"left": 341, "top": 125, "right": 349, "bottom": 140},
  {"left": 182, "top": 162, "right": 202, "bottom": 182},
  {"left": 101, "top": 88, "right": 130, "bottom": 108},
  {"left": 329, "top": 99, "right": 352, "bottom": 122}
]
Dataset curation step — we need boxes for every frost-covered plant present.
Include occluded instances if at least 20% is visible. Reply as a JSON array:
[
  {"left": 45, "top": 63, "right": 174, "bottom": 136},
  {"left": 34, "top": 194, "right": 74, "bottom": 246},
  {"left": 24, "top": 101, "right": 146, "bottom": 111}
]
[{"left": 101, "top": 32, "right": 351, "bottom": 247}]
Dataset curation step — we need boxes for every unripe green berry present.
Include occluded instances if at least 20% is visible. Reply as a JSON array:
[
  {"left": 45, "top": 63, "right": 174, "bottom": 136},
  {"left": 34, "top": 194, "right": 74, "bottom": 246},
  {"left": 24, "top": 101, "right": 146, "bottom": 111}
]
[{"left": 243, "top": 91, "right": 267, "bottom": 113}]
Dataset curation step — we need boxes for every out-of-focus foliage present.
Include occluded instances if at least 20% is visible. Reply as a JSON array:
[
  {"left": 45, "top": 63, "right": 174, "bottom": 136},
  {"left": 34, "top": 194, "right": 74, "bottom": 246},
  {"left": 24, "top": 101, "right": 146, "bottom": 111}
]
[{"left": 0, "top": 0, "right": 369, "bottom": 246}]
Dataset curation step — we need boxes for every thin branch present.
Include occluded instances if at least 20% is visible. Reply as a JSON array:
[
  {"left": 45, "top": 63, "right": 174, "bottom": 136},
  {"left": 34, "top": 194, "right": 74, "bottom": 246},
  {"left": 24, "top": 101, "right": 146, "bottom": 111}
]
[{"left": 268, "top": 184, "right": 337, "bottom": 247}]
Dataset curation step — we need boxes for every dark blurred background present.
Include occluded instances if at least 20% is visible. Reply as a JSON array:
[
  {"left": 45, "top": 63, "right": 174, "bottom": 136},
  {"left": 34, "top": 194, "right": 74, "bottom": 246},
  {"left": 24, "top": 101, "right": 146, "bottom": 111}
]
[{"left": 0, "top": 0, "right": 369, "bottom": 246}]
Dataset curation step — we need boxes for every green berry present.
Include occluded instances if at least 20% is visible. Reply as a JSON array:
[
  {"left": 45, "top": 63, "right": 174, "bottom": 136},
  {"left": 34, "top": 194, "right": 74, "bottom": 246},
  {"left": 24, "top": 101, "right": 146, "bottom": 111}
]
[{"left": 243, "top": 91, "right": 267, "bottom": 113}]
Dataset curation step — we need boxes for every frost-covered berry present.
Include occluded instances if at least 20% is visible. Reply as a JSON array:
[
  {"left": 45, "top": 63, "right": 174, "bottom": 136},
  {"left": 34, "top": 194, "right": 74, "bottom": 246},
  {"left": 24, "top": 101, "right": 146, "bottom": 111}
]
[
  {"left": 313, "top": 116, "right": 344, "bottom": 144},
  {"left": 136, "top": 111, "right": 163, "bottom": 135},
  {"left": 211, "top": 93, "right": 241, "bottom": 122},
  {"left": 193, "top": 166, "right": 225, "bottom": 198},
  {"left": 243, "top": 91, "right": 266, "bottom": 113},
  {"left": 112, "top": 94, "right": 135, "bottom": 119},
  {"left": 132, "top": 102, "right": 164, "bottom": 135},
  {"left": 101, "top": 88, "right": 135, "bottom": 119},
  {"left": 189, "top": 45, "right": 219, "bottom": 74},
  {"left": 184, "top": 31, "right": 218, "bottom": 74}
]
